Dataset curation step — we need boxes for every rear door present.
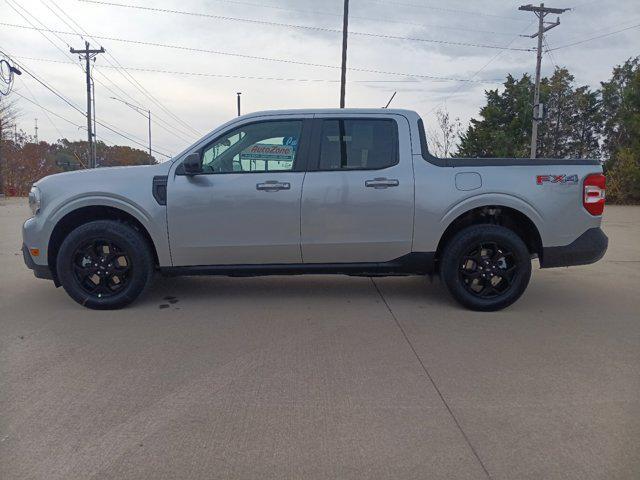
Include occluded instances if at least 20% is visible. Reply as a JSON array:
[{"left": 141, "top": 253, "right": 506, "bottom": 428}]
[{"left": 300, "top": 114, "right": 414, "bottom": 263}]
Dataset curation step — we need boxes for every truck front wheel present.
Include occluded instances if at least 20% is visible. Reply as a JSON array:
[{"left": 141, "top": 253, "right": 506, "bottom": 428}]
[
  {"left": 56, "top": 220, "right": 154, "bottom": 309},
  {"left": 440, "top": 225, "right": 532, "bottom": 311}
]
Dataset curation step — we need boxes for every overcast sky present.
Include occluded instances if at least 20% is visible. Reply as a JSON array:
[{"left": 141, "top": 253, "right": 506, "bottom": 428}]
[{"left": 1, "top": 0, "right": 639, "bottom": 158}]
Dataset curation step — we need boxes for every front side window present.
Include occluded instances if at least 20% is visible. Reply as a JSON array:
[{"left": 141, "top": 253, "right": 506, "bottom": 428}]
[
  {"left": 202, "top": 120, "right": 302, "bottom": 173},
  {"left": 318, "top": 119, "right": 398, "bottom": 170}
]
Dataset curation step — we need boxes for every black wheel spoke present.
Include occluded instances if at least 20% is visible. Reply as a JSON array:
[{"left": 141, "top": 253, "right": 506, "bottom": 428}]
[
  {"left": 461, "top": 270, "right": 481, "bottom": 280},
  {"left": 73, "top": 263, "right": 95, "bottom": 277},
  {"left": 71, "top": 238, "right": 131, "bottom": 299},
  {"left": 494, "top": 274, "right": 511, "bottom": 287},
  {"left": 502, "top": 265, "right": 517, "bottom": 281},
  {"left": 459, "top": 240, "right": 519, "bottom": 300},
  {"left": 94, "top": 277, "right": 109, "bottom": 296},
  {"left": 479, "top": 284, "right": 498, "bottom": 297}
]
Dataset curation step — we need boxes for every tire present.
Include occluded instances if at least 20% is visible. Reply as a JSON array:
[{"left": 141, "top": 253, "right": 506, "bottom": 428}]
[
  {"left": 440, "top": 224, "right": 532, "bottom": 311},
  {"left": 56, "top": 220, "right": 154, "bottom": 309}
]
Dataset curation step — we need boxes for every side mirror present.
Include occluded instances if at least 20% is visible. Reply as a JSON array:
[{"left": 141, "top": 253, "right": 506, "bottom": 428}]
[{"left": 182, "top": 152, "right": 202, "bottom": 175}]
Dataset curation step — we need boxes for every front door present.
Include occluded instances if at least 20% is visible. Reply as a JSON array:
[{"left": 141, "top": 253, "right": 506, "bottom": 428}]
[
  {"left": 167, "top": 118, "right": 310, "bottom": 266},
  {"left": 301, "top": 115, "right": 414, "bottom": 263}
]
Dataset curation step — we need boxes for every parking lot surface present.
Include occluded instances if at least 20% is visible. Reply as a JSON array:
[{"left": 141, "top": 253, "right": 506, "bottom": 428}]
[{"left": 1, "top": 197, "right": 639, "bottom": 479}]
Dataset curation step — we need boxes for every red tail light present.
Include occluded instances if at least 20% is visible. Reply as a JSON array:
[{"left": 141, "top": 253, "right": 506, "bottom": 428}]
[{"left": 583, "top": 173, "right": 606, "bottom": 216}]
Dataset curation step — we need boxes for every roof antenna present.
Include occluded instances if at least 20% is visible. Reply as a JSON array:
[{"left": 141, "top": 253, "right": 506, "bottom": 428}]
[{"left": 383, "top": 91, "right": 397, "bottom": 108}]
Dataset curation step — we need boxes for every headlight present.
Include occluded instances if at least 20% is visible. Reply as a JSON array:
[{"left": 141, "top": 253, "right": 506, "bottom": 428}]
[{"left": 28, "top": 186, "right": 42, "bottom": 215}]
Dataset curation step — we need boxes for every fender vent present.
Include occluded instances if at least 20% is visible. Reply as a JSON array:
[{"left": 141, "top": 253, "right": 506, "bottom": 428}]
[{"left": 152, "top": 176, "right": 168, "bottom": 206}]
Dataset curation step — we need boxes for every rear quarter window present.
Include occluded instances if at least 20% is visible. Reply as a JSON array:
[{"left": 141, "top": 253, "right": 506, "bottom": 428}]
[{"left": 318, "top": 118, "right": 398, "bottom": 170}]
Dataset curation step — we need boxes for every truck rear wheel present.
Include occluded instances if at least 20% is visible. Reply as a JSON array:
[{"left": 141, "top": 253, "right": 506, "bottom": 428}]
[
  {"left": 440, "top": 224, "right": 531, "bottom": 311},
  {"left": 56, "top": 220, "right": 154, "bottom": 309}
]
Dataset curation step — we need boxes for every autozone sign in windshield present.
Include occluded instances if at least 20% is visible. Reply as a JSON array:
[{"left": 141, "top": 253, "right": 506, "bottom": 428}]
[{"left": 240, "top": 144, "right": 295, "bottom": 162}]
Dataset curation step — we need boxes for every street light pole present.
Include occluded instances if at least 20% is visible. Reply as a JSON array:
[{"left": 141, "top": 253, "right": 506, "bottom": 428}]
[{"left": 110, "top": 97, "right": 153, "bottom": 164}]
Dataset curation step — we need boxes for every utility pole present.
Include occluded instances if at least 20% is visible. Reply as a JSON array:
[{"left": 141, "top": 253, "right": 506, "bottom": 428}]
[
  {"left": 34, "top": 118, "right": 38, "bottom": 143},
  {"left": 339, "top": 0, "right": 349, "bottom": 108},
  {"left": 236, "top": 92, "right": 241, "bottom": 116},
  {"left": 70, "top": 41, "right": 104, "bottom": 168},
  {"left": 519, "top": 3, "right": 569, "bottom": 158}
]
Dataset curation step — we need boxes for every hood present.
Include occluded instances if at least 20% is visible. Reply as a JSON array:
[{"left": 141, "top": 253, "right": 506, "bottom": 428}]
[{"left": 35, "top": 162, "right": 172, "bottom": 189}]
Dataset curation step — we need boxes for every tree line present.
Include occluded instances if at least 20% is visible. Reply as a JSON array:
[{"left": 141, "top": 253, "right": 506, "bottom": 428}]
[
  {"left": 0, "top": 106, "right": 155, "bottom": 196},
  {"left": 430, "top": 57, "right": 639, "bottom": 203}
]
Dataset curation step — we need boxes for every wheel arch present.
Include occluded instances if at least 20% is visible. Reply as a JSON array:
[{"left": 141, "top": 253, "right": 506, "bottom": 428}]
[
  {"left": 48, "top": 204, "right": 160, "bottom": 283},
  {"left": 435, "top": 204, "right": 543, "bottom": 266}
]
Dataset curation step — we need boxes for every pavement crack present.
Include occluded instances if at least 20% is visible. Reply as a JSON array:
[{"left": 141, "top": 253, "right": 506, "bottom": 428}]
[{"left": 370, "top": 278, "right": 493, "bottom": 480}]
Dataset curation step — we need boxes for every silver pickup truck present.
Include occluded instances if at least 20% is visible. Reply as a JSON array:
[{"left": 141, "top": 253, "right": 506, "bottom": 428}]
[{"left": 22, "top": 109, "right": 608, "bottom": 311}]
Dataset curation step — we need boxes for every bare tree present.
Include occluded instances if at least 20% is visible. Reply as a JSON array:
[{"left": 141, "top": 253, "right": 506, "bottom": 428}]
[
  {"left": 426, "top": 107, "right": 462, "bottom": 158},
  {"left": 0, "top": 98, "right": 20, "bottom": 195}
]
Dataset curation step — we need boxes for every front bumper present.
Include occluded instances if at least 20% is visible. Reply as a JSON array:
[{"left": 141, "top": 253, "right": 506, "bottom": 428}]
[
  {"left": 22, "top": 243, "right": 56, "bottom": 282},
  {"left": 540, "top": 227, "right": 608, "bottom": 268}
]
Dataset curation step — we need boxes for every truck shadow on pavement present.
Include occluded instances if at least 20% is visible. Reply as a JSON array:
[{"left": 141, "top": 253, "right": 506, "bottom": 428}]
[{"left": 141, "top": 274, "right": 458, "bottom": 310}]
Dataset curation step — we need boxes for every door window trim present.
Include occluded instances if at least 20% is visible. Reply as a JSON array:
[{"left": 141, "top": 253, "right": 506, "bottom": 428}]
[
  {"left": 176, "top": 118, "right": 312, "bottom": 175},
  {"left": 307, "top": 117, "right": 400, "bottom": 172}
]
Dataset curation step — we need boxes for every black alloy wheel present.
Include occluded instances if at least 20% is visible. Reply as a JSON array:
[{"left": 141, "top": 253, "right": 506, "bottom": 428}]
[
  {"left": 441, "top": 224, "right": 532, "bottom": 311},
  {"left": 458, "top": 241, "right": 518, "bottom": 299},
  {"left": 72, "top": 239, "right": 132, "bottom": 299},
  {"left": 57, "top": 220, "right": 154, "bottom": 309}
]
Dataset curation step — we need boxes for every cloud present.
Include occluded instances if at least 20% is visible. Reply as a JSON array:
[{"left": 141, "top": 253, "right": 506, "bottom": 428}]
[{"left": 3, "top": 0, "right": 639, "bottom": 154}]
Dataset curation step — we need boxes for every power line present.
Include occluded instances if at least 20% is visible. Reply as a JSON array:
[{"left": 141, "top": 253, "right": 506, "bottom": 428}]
[
  {"left": 44, "top": 0, "right": 202, "bottom": 139},
  {"left": 113, "top": 0, "right": 523, "bottom": 24},
  {"left": 16, "top": 55, "right": 466, "bottom": 83},
  {"left": 0, "top": 23, "right": 516, "bottom": 83},
  {"left": 543, "top": 37, "right": 560, "bottom": 71},
  {"left": 549, "top": 23, "right": 640, "bottom": 50},
  {"left": 14, "top": 53, "right": 506, "bottom": 85},
  {"left": 364, "top": 0, "right": 528, "bottom": 21},
  {"left": 4, "top": 1, "right": 78, "bottom": 67},
  {"left": 13, "top": 88, "right": 169, "bottom": 162},
  {"left": 12, "top": 89, "right": 84, "bottom": 130},
  {"left": 4, "top": 1, "right": 190, "bottom": 148},
  {"left": 10, "top": 57, "right": 172, "bottom": 157},
  {"left": 16, "top": 78, "right": 67, "bottom": 139},
  {"left": 14, "top": 60, "right": 85, "bottom": 115},
  {"left": 107, "top": 0, "right": 523, "bottom": 37},
  {"left": 5, "top": 0, "right": 72, "bottom": 50},
  {"left": 77, "top": 1, "right": 533, "bottom": 52},
  {"left": 7, "top": 2, "right": 173, "bottom": 161},
  {"left": 427, "top": 19, "right": 537, "bottom": 115},
  {"left": 40, "top": 0, "right": 200, "bottom": 140}
]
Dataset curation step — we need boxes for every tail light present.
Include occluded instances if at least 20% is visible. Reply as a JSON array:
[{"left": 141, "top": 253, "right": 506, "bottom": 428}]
[{"left": 583, "top": 173, "right": 606, "bottom": 216}]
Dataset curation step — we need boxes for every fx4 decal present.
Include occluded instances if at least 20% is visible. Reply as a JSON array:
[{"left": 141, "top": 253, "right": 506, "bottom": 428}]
[{"left": 536, "top": 174, "right": 579, "bottom": 185}]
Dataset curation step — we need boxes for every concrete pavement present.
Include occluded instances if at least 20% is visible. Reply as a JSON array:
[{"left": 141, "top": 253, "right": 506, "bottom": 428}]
[{"left": 1, "top": 197, "right": 638, "bottom": 479}]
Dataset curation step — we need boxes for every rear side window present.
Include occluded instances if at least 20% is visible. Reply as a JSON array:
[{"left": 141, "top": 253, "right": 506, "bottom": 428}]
[{"left": 318, "top": 119, "right": 398, "bottom": 170}]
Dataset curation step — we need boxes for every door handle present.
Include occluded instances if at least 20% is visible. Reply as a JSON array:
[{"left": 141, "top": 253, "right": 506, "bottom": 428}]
[
  {"left": 365, "top": 177, "right": 399, "bottom": 189},
  {"left": 256, "top": 180, "right": 291, "bottom": 191}
]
